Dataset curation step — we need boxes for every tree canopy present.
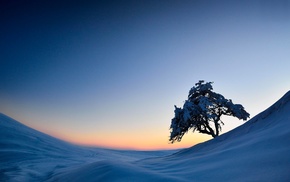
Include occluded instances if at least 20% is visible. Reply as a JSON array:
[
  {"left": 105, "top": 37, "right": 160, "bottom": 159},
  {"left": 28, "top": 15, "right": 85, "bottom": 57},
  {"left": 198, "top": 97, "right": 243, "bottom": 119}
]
[{"left": 169, "top": 80, "right": 250, "bottom": 143}]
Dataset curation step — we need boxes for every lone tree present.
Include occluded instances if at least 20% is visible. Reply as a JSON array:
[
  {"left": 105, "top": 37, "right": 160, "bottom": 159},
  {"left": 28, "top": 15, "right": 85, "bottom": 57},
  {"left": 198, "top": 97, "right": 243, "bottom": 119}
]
[{"left": 170, "top": 80, "right": 250, "bottom": 143}]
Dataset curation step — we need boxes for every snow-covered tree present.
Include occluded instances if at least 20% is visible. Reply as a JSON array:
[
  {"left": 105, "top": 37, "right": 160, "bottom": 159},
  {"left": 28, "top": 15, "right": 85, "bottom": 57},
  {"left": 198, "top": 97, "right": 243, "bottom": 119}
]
[{"left": 170, "top": 80, "right": 250, "bottom": 143}]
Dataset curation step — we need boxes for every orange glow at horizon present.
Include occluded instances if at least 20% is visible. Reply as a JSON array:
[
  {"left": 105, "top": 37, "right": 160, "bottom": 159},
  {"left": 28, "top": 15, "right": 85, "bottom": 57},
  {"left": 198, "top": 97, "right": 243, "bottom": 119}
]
[
  {"left": 10, "top": 112, "right": 212, "bottom": 151},
  {"left": 42, "top": 127, "right": 212, "bottom": 150}
]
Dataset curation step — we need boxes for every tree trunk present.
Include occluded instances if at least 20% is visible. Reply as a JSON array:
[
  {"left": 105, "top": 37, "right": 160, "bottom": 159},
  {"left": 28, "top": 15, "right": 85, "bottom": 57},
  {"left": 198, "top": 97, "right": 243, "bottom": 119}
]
[
  {"left": 204, "top": 121, "right": 216, "bottom": 138},
  {"left": 213, "top": 115, "right": 222, "bottom": 138},
  {"left": 214, "top": 120, "right": 219, "bottom": 137}
]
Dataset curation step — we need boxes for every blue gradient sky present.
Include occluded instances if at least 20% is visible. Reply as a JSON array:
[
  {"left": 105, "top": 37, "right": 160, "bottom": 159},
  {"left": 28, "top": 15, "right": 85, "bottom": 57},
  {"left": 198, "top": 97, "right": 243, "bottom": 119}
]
[{"left": 1, "top": 0, "right": 290, "bottom": 149}]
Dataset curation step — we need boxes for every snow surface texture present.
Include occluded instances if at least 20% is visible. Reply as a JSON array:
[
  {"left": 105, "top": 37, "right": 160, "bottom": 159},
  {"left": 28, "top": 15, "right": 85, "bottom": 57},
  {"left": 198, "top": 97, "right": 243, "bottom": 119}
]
[{"left": 1, "top": 91, "right": 290, "bottom": 181}]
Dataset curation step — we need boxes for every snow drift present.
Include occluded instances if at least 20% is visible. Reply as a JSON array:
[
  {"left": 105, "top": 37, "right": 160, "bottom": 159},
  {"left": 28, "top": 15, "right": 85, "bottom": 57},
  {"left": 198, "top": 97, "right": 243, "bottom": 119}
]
[
  {"left": 0, "top": 114, "right": 174, "bottom": 181},
  {"left": 1, "top": 91, "right": 290, "bottom": 181}
]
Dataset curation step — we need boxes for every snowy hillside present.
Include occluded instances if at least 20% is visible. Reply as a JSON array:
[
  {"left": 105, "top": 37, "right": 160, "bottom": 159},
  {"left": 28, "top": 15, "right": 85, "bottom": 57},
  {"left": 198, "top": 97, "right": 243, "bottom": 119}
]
[
  {"left": 0, "top": 114, "right": 175, "bottom": 181},
  {"left": 136, "top": 90, "right": 290, "bottom": 181},
  {"left": 1, "top": 91, "right": 290, "bottom": 181}
]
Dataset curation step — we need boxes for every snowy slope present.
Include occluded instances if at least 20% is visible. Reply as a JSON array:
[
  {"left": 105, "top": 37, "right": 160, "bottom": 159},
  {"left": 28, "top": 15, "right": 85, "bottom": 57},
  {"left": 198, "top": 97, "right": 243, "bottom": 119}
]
[
  {"left": 0, "top": 114, "right": 90, "bottom": 181},
  {"left": 134, "top": 90, "right": 290, "bottom": 181},
  {"left": 0, "top": 114, "right": 175, "bottom": 181},
  {"left": 1, "top": 91, "right": 290, "bottom": 181}
]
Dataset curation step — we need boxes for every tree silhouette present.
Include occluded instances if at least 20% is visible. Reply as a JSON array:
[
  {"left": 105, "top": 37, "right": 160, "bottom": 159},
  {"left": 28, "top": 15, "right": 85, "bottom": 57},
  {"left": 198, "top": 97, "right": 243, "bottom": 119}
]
[{"left": 169, "top": 80, "right": 250, "bottom": 143}]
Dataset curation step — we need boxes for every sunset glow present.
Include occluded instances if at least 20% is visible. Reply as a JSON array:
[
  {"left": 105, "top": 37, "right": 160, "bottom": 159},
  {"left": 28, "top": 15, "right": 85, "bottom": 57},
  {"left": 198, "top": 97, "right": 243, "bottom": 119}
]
[{"left": 1, "top": 0, "right": 290, "bottom": 150}]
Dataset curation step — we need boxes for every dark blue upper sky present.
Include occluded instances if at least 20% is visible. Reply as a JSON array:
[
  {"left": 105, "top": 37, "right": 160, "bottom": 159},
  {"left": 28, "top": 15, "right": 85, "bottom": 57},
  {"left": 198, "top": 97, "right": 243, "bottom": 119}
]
[{"left": 1, "top": 0, "right": 290, "bottom": 149}]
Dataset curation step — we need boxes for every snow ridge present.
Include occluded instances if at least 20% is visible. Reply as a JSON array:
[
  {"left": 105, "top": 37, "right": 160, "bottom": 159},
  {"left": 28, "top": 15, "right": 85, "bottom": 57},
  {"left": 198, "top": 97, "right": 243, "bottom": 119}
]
[
  {"left": 0, "top": 114, "right": 176, "bottom": 181},
  {"left": 251, "top": 90, "right": 290, "bottom": 121}
]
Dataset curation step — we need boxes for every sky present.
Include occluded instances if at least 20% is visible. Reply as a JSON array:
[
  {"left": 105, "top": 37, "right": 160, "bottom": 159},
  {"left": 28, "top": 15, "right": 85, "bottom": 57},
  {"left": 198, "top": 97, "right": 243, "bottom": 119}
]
[{"left": 1, "top": 0, "right": 290, "bottom": 150}]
